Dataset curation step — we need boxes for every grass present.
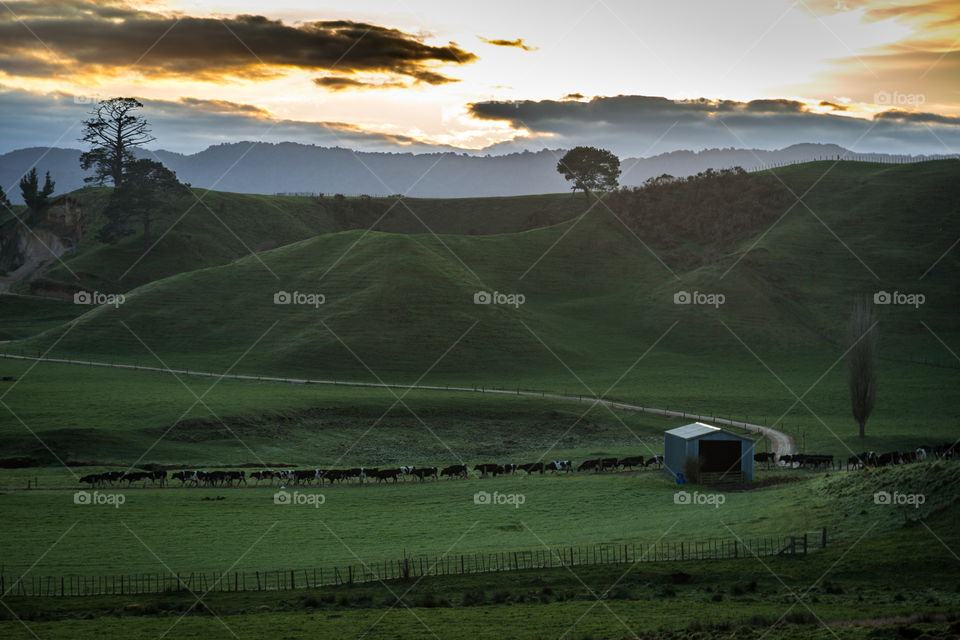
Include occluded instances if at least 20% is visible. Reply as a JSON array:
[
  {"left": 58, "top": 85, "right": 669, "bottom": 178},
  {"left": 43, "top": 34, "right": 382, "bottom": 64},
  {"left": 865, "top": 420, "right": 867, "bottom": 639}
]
[
  {"left": 0, "top": 460, "right": 956, "bottom": 581},
  {"left": 1, "top": 496, "right": 958, "bottom": 639}
]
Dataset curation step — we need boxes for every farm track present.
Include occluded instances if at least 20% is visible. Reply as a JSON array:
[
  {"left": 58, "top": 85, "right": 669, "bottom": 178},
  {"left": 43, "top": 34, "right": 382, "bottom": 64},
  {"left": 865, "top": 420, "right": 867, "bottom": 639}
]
[{"left": 0, "top": 353, "right": 797, "bottom": 458}]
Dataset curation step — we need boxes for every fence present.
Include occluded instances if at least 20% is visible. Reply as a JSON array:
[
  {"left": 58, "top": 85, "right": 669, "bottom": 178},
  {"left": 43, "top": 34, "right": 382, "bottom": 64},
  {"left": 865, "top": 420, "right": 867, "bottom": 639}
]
[{"left": 1, "top": 530, "right": 825, "bottom": 597}]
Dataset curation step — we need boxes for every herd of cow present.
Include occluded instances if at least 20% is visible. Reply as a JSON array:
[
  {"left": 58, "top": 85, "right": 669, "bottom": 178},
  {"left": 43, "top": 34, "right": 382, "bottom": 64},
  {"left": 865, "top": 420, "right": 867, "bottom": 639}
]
[
  {"left": 77, "top": 455, "right": 666, "bottom": 489},
  {"left": 753, "top": 441, "right": 957, "bottom": 470},
  {"left": 77, "top": 444, "right": 956, "bottom": 489}
]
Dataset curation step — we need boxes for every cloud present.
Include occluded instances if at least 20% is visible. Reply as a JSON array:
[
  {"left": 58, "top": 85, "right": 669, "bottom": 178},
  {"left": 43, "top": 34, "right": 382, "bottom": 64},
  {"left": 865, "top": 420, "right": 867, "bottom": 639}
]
[
  {"left": 819, "top": 101, "right": 849, "bottom": 111},
  {"left": 478, "top": 36, "right": 538, "bottom": 51},
  {"left": 0, "top": 1, "right": 477, "bottom": 86},
  {"left": 313, "top": 76, "right": 406, "bottom": 91},
  {"left": 874, "top": 109, "right": 960, "bottom": 126},
  {"left": 468, "top": 94, "right": 960, "bottom": 155},
  {"left": 0, "top": 85, "right": 462, "bottom": 154}
]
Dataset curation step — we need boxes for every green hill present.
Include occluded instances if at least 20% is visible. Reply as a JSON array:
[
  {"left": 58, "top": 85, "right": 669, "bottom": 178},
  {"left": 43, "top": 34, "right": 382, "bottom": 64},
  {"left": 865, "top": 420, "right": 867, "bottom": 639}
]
[
  {"left": 2, "top": 160, "right": 958, "bottom": 459},
  {"left": 23, "top": 189, "right": 586, "bottom": 295}
]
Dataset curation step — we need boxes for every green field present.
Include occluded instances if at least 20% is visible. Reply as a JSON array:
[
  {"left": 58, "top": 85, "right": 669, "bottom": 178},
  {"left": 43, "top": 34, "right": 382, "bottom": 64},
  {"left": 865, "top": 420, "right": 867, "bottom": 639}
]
[
  {"left": 2, "top": 160, "right": 959, "bottom": 639},
  {"left": 1, "top": 485, "right": 958, "bottom": 639}
]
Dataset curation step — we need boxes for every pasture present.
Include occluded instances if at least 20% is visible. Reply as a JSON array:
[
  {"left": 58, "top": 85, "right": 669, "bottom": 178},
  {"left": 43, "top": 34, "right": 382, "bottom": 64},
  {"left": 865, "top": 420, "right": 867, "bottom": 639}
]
[{"left": 0, "top": 460, "right": 956, "bottom": 582}]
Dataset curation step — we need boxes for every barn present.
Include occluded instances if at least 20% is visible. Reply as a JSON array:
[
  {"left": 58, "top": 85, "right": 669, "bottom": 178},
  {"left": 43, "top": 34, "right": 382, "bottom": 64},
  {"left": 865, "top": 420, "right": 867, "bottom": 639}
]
[{"left": 664, "top": 422, "right": 755, "bottom": 483}]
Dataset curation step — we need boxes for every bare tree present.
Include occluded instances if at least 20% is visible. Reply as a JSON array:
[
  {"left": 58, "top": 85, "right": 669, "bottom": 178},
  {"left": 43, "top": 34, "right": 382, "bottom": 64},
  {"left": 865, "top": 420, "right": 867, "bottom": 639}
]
[
  {"left": 846, "top": 295, "right": 878, "bottom": 438},
  {"left": 79, "top": 98, "right": 155, "bottom": 187}
]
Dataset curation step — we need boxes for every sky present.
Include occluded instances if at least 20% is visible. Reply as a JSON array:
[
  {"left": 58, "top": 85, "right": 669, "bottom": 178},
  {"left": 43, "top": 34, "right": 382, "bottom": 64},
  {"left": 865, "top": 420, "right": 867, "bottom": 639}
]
[{"left": 0, "top": 0, "right": 958, "bottom": 155}]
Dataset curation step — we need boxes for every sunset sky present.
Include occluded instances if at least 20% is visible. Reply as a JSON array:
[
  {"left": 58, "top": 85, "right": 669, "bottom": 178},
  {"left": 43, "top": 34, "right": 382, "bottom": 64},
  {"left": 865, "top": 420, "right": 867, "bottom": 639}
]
[{"left": 1, "top": 0, "right": 958, "bottom": 155}]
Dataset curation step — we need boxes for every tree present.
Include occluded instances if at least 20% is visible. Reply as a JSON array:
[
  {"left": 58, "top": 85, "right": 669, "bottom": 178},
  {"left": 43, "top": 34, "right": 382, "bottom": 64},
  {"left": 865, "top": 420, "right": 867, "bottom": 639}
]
[
  {"left": 0, "top": 184, "right": 11, "bottom": 211},
  {"left": 556, "top": 146, "right": 621, "bottom": 198},
  {"left": 846, "top": 295, "right": 878, "bottom": 438},
  {"left": 19, "top": 168, "right": 55, "bottom": 217},
  {"left": 98, "top": 159, "right": 187, "bottom": 251},
  {"left": 79, "top": 98, "right": 155, "bottom": 187}
]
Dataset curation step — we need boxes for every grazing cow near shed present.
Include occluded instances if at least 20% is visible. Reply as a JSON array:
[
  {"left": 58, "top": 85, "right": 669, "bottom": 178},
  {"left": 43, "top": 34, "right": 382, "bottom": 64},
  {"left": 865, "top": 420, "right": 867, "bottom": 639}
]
[
  {"left": 619, "top": 456, "right": 644, "bottom": 470},
  {"left": 754, "top": 452, "right": 775, "bottom": 467},
  {"left": 440, "top": 464, "right": 467, "bottom": 479},
  {"left": 643, "top": 456, "right": 664, "bottom": 468}
]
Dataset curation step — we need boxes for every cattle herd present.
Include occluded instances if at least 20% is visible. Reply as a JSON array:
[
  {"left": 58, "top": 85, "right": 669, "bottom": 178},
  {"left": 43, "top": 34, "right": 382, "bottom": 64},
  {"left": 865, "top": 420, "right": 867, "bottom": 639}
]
[
  {"left": 754, "top": 441, "right": 957, "bottom": 470},
  {"left": 77, "top": 455, "right": 666, "bottom": 489},
  {"left": 76, "top": 444, "right": 957, "bottom": 489}
]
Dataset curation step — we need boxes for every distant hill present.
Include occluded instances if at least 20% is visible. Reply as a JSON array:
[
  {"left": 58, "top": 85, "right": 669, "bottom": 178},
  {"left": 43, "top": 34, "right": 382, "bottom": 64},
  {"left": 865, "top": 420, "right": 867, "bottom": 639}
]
[{"left": 3, "top": 142, "right": 953, "bottom": 203}]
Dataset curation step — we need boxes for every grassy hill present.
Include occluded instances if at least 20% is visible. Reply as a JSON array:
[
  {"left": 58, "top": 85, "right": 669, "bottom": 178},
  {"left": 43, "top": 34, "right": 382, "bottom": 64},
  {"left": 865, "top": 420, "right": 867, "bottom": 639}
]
[
  {"left": 1, "top": 160, "right": 958, "bottom": 461},
  {"left": 24, "top": 188, "right": 586, "bottom": 295}
]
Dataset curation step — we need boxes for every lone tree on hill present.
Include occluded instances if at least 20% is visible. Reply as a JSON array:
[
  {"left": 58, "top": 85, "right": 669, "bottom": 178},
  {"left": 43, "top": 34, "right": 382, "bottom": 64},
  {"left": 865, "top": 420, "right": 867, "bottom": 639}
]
[
  {"left": 98, "top": 158, "right": 187, "bottom": 251},
  {"left": 19, "top": 167, "right": 55, "bottom": 220},
  {"left": 79, "top": 98, "right": 155, "bottom": 187},
  {"left": 846, "top": 295, "right": 878, "bottom": 438},
  {"left": 556, "top": 146, "right": 621, "bottom": 199}
]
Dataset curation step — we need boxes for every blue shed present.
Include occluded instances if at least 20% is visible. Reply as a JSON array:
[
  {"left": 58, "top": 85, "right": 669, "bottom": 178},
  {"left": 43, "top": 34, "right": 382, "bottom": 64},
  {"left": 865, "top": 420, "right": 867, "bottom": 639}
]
[{"left": 664, "top": 422, "right": 754, "bottom": 483}]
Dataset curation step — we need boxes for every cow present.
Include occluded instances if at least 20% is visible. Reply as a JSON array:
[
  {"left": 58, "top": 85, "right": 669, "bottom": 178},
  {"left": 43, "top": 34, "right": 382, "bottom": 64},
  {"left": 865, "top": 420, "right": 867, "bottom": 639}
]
[
  {"left": 877, "top": 452, "right": 901, "bottom": 467},
  {"left": 502, "top": 463, "right": 517, "bottom": 475},
  {"left": 474, "top": 463, "right": 501, "bottom": 477},
  {"left": 518, "top": 462, "right": 544, "bottom": 475},
  {"left": 79, "top": 473, "right": 102, "bottom": 488},
  {"left": 149, "top": 470, "right": 168, "bottom": 487},
  {"left": 373, "top": 468, "right": 400, "bottom": 483},
  {"left": 319, "top": 469, "right": 345, "bottom": 484},
  {"left": 292, "top": 469, "right": 318, "bottom": 485},
  {"left": 545, "top": 460, "right": 572, "bottom": 473},
  {"left": 226, "top": 471, "right": 246, "bottom": 486},
  {"left": 399, "top": 466, "right": 417, "bottom": 481},
  {"left": 100, "top": 471, "right": 124, "bottom": 485},
  {"left": 411, "top": 467, "right": 439, "bottom": 481},
  {"left": 915, "top": 447, "right": 928, "bottom": 463},
  {"left": 753, "top": 452, "right": 775, "bottom": 467},
  {"left": 440, "top": 464, "right": 468, "bottom": 479},
  {"left": 619, "top": 456, "right": 645, "bottom": 470},
  {"left": 643, "top": 456, "right": 664, "bottom": 468},
  {"left": 121, "top": 471, "right": 150, "bottom": 487},
  {"left": 600, "top": 458, "right": 619, "bottom": 471},
  {"left": 250, "top": 470, "right": 275, "bottom": 485},
  {"left": 577, "top": 459, "right": 600, "bottom": 472}
]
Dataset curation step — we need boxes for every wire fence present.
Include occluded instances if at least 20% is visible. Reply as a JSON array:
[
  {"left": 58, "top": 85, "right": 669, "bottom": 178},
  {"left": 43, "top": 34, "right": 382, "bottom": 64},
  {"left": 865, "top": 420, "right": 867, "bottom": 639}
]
[{"left": 0, "top": 529, "right": 826, "bottom": 598}]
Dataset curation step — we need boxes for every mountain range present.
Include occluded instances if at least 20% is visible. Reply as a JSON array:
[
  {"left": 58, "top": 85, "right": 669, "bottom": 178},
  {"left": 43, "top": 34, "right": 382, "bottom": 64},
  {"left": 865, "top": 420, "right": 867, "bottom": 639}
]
[{"left": 1, "top": 142, "right": 952, "bottom": 203}]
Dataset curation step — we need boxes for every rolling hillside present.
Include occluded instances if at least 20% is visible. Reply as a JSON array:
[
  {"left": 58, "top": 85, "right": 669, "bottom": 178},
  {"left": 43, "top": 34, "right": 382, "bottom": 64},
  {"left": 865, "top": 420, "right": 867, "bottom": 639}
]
[{"left": 1, "top": 160, "right": 957, "bottom": 460}]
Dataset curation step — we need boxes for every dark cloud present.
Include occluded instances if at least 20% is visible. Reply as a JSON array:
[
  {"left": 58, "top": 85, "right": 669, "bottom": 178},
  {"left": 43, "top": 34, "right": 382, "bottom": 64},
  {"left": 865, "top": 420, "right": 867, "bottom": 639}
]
[
  {"left": 874, "top": 109, "right": 960, "bottom": 126},
  {"left": 0, "top": 2, "right": 477, "bottom": 85},
  {"left": 563, "top": 93, "right": 586, "bottom": 100},
  {"left": 819, "top": 101, "right": 849, "bottom": 111},
  {"left": 313, "top": 76, "right": 406, "bottom": 91},
  {"left": 469, "top": 94, "right": 960, "bottom": 156},
  {"left": 478, "top": 36, "right": 538, "bottom": 51}
]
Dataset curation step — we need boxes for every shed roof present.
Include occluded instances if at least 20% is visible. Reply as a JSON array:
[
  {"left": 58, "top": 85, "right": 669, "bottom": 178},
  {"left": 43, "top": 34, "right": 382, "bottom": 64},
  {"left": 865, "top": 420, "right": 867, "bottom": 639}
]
[{"left": 665, "top": 422, "right": 726, "bottom": 440}]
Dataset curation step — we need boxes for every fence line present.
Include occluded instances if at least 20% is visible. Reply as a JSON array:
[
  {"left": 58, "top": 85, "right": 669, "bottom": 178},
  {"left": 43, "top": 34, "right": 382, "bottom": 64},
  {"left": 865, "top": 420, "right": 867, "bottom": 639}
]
[{"left": 0, "top": 530, "right": 824, "bottom": 598}]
